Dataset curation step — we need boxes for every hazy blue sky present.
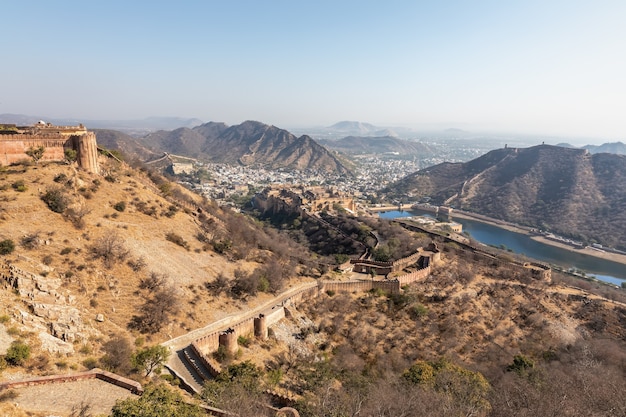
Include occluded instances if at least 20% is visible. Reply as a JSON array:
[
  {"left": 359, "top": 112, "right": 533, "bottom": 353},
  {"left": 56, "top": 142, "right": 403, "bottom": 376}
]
[{"left": 2, "top": 1, "right": 625, "bottom": 139}]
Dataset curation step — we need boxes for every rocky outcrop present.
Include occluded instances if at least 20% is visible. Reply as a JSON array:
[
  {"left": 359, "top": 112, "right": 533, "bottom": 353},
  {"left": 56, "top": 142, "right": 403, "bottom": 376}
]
[{"left": 1, "top": 262, "right": 91, "bottom": 353}]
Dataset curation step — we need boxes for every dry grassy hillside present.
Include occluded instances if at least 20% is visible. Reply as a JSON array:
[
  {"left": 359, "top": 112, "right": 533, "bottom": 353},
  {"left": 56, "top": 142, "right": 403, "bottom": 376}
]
[
  {"left": 245, "top": 247, "right": 626, "bottom": 416},
  {"left": 0, "top": 157, "right": 314, "bottom": 382},
  {"left": 2, "top": 158, "right": 626, "bottom": 417}
]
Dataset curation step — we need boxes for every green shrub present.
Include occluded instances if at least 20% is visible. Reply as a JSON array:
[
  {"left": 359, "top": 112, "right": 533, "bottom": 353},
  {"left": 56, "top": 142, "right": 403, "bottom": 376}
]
[
  {"left": 60, "top": 247, "right": 72, "bottom": 255},
  {"left": 507, "top": 354, "right": 535, "bottom": 374},
  {"left": 410, "top": 303, "right": 429, "bottom": 318},
  {"left": 159, "top": 182, "right": 172, "bottom": 196},
  {"left": 64, "top": 149, "right": 77, "bottom": 163},
  {"left": 0, "top": 239, "right": 15, "bottom": 255},
  {"left": 0, "top": 389, "right": 18, "bottom": 402},
  {"left": 237, "top": 335, "right": 251, "bottom": 347},
  {"left": 266, "top": 368, "right": 283, "bottom": 387},
  {"left": 165, "top": 232, "right": 189, "bottom": 250},
  {"left": 113, "top": 201, "right": 126, "bottom": 212},
  {"left": 82, "top": 357, "right": 98, "bottom": 369},
  {"left": 11, "top": 180, "right": 27, "bottom": 192},
  {"left": 53, "top": 173, "right": 68, "bottom": 183},
  {"left": 25, "top": 146, "right": 45, "bottom": 164},
  {"left": 213, "top": 345, "right": 231, "bottom": 363},
  {"left": 257, "top": 276, "right": 270, "bottom": 293},
  {"left": 41, "top": 187, "right": 69, "bottom": 213},
  {"left": 5, "top": 341, "right": 30, "bottom": 366},
  {"left": 0, "top": 314, "right": 10, "bottom": 324}
]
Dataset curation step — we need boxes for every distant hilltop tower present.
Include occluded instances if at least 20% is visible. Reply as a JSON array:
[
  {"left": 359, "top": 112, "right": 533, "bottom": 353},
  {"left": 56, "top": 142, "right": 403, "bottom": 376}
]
[{"left": 0, "top": 122, "right": 99, "bottom": 173}]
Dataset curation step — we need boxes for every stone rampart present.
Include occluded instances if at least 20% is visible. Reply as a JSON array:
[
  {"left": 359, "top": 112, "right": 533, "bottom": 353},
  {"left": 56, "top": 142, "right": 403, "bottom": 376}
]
[
  {"left": 190, "top": 342, "right": 221, "bottom": 377},
  {"left": 0, "top": 368, "right": 143, "bottom": 395},
  {"left": 0, "top": 130, "right": 99, "bottom": 173},
  {"left": 320, "top": 279, "right": 402, "bottom": 295},
  {"left": 352, "top": 263, "right": 393, "bottom": 275},
  {"left": 396, "top": 268, "right": 431, "bottom": 285},
  {"left": 349, "top": 243, "right": 440, "bottom": 276}
]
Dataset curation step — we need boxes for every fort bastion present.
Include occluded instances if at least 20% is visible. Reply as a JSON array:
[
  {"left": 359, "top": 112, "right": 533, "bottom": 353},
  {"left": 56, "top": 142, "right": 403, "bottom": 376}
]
[{"left": 0, "top": 121, "right": 99, "bottom": 173}]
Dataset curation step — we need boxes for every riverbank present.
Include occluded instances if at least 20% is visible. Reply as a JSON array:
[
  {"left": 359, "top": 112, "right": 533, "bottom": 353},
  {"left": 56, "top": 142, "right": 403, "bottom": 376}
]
[{"left": 450, "top": 210, "right": 626, "bottom": 267}]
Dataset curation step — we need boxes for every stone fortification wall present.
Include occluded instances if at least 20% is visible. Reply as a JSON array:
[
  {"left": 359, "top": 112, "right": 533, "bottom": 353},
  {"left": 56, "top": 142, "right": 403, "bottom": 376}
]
[
  {"left": 0, "top": 131, "right": 99, "bottom": 173},
  {"left": 320, "top": 279, "right": 402, "bottom": 295},
  {"left": 352, "top": 263, "right": 393, "bottom": 275},
  {"left": 322, "top": 264, "right": 433, "bottom": 295},
  {"left": 185, "top": 267, "right": 433, "bottom": 382},
  {"left": 393, "top": 251, "right": 424, "bottom": 271},
  {"left": 189, "top": 342, "right": 222, "bottom": 377},
  {"left": 0, "top": 368, "right": 143, "bottom": 395},
  {"left": 73, "top": 132, "right": 99, "bottom": 174},
  {"left": 350, "top": 243, "right": 440, "bottom": 276},
  {"left": 396, "top": 267, "right": 431, "bottom": 286},
  {"left": 193, "top": 287, "right": 313, "bottom": 356},
  {"left": 350, "top": 259, "right": 393, "bottom": 267}
]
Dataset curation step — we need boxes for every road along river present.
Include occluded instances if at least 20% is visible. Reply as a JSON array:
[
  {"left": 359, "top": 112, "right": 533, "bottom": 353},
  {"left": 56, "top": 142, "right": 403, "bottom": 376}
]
[{"left": 379, "top": 210, "right": 626, "bottom": 286}]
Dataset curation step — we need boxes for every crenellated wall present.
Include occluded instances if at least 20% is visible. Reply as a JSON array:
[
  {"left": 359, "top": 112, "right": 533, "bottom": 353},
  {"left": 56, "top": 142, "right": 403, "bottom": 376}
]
[{"left": 320, "top": 279, "right": 402, "bottom": 295}]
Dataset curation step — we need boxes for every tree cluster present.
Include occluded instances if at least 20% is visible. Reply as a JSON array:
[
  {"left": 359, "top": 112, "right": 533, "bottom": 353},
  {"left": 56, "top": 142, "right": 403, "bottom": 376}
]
[{"left": 206, "top": 258, "right": 286, "bottom": 299}]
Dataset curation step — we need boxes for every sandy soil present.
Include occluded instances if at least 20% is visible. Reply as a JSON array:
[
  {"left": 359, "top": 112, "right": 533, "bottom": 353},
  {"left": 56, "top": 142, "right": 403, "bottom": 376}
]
[
  {"left": 0, "top": 325, "right": 13, "bottom": 355},
  {"left": 7, "top": 378, "right": 138, "bottom": 416}
]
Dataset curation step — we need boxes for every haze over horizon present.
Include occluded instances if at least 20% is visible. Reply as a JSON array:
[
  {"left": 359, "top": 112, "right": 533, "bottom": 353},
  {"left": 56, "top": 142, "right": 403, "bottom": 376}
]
[{"left": 2, "top": 1, "right": 626, "bottom": 141}]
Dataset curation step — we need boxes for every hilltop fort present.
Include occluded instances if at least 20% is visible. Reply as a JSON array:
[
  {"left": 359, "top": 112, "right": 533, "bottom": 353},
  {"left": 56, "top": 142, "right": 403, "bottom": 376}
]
[{"left": 0, "top": 121, "right": 99, "bottom": 173}]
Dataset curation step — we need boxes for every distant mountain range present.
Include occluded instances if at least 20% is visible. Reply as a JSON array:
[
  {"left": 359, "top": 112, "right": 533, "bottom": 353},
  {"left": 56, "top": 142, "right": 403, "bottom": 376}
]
[
  {"left": 131, "top": 120, "right": 352, "bottom": 174},
  {"left": 582, "top": 142, "right": 626, "bottom": 155},
  {"left": 327, "top": 121, "right": 398, "bottom": 137},
  {"left": 318, "top": 135, "right": 436, "bottom": 156},
  {"left": 0, "top": 114, "right": 203, "bottom": 134},
  {"left": 385, "top": 144, "right": 626, "bottom": 249},
  {"left": 556, "top": 141, "right": 626, "bottom": 155}
]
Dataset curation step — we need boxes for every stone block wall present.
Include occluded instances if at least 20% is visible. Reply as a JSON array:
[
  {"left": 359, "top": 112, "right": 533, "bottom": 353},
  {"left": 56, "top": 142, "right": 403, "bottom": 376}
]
[{"left": 0, "top": 131, "right": 99, "bottom": 173}]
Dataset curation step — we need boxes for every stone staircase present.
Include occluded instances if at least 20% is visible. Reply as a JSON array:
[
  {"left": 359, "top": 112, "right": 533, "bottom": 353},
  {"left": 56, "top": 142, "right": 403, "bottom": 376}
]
[{"left": 164, "top": 349, "right": 207, "bottom": 394}]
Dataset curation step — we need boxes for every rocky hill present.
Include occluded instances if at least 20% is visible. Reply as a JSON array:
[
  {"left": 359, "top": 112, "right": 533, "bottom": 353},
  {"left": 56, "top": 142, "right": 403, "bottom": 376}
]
[
  {"left": 583, "top": 141, "right": 626, "bottom": 155},
  {"left": 2, "top": 156, "right": 626, "bottom": 417},
  {"left": 136, "top": 120, "right": 352, "bottom": 174},
  {"left": 384, "top": 144, "right": 626, "bottom": 248},
  {"left": 0, "top": 157, "right": 316, "bottom": 379},
  {"left": 93, "top": 129, "right": 158, "bottom": 161}
]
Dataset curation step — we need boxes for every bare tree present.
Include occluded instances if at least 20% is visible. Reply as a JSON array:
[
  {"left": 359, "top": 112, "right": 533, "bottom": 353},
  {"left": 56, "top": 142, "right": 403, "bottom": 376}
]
[{"left": 89, "top": 231, "right": 130, "bottom": 268}]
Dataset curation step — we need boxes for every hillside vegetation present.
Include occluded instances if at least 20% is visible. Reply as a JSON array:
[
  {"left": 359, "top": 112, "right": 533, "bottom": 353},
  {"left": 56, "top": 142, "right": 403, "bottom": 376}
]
[
  {"left": 385, "top": 144, "right": 626, "bottom": 249},
  {"left": 196, "top": 243, "right": 626, "bottom": 417},
  {"left": 0, "top": 157, "right": 317, "bottom": 382},
  {"left": 1, "top": 156, "right": 626, "bottom": 417}
]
